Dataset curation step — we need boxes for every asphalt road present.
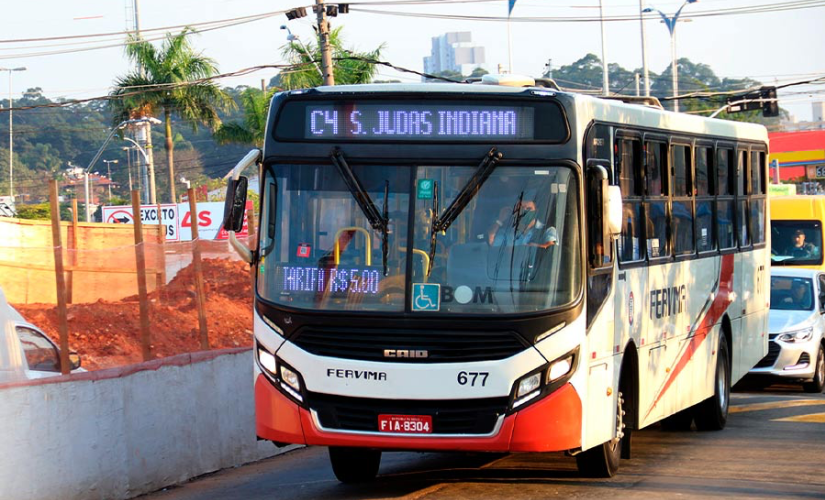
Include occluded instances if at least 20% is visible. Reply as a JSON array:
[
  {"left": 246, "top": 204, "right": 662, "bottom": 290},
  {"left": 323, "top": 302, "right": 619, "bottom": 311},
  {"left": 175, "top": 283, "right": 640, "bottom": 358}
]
[{"left": 142, "top": 385, "right": 825, "bottom": 500}]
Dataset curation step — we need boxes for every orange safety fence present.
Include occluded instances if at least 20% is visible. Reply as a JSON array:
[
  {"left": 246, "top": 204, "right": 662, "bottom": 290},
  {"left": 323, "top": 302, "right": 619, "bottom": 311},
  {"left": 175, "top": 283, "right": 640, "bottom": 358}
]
[{"left": 0, "top": 237, "right": 256, "bottom": 371}]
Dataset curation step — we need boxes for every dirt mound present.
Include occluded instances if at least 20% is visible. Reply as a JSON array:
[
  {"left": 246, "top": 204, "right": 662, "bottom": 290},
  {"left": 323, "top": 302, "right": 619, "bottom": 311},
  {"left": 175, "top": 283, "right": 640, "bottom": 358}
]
[{"left": 13, "top": 258, "right": 254, "bottom": 370}]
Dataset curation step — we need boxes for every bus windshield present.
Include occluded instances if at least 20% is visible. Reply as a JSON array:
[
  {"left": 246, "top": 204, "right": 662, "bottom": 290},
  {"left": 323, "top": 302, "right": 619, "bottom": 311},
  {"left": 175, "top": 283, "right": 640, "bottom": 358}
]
[
  {"left": 257, "top": 163, "right": 581, "bottom": 315},
  {"left": 771, "top": 220, "right": 823, "bottom": 266}
]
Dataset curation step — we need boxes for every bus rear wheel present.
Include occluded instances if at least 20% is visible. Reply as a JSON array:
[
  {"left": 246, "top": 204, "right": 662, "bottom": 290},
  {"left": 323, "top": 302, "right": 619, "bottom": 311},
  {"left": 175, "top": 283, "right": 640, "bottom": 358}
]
[
  {"left": 328, "top": 447, "right": 382, "bottom": 483},
  {"left": 576, "top": 391, "right": 624, "bottom": 478},
  {"left": 694, "top": 333, "right": 730, "bottom": 431}
]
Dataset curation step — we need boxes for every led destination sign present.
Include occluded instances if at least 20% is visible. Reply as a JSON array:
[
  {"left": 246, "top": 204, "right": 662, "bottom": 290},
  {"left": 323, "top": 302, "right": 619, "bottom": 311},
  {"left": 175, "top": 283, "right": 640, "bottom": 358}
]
[
  {"left": 276, "top": 265, "right": 381, "bottom": 295},
  {"left": 274, "top": 99, "right": 569, "bottom": 142},
  {"left": 305, "top": 104, "right": 534, "bottom": 140}
]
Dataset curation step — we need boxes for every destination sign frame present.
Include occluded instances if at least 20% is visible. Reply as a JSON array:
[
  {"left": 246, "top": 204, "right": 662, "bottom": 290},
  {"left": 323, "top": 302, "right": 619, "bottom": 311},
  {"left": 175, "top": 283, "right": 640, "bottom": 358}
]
[{"left": 273, "top": 98, "right": 569, "bottom": 143}]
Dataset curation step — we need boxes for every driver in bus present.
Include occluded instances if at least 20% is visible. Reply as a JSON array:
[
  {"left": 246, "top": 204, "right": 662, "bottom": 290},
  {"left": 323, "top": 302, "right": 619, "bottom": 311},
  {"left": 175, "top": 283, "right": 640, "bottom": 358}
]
[
  {"left": 487, "top": 199, "right": 557, "bottom": 248},
  {"left": 784, "top": 229, "right": 816, "bottom": 258}
]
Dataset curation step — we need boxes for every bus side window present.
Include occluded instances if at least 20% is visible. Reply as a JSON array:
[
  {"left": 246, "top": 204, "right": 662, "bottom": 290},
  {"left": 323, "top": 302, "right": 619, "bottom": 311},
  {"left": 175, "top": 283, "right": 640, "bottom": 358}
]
[
  {"left": 617, "top": 136, "right": 644, "bottom": 263},
  {"left": 717, "top": 148, "right": 733, "bottom": 196},
  {"left": 695, "top": 146, "right": 715, "bottom": 253},
  {"left": 645, "top": 141, "right": 667, "bottom": 197},
  {"left": 717, "top": 200, "right": 736, "bottom": 250},
  {"left": 671, "top": 144, "right": 694, "bottom": 255},
  {"left": 645, "top": 141, "right": 669, "bottom": 259},
  {"left": 737, "top": 150, "right": 750, "bottom": 247}
]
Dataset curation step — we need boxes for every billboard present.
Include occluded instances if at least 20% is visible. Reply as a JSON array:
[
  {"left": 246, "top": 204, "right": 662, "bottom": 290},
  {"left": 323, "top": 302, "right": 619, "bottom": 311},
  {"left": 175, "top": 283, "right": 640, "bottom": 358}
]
[{"left": 101, "top": 201, "right": 253, "bottom": 241}]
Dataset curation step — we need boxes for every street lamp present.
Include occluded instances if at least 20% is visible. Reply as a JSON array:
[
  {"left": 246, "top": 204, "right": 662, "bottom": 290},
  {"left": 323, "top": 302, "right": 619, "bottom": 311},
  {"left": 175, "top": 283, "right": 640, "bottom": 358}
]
[
  {"left": 122, "top": 137, "right": 152, "bottom": 203},
  {"left": 0, "top": 67, "right": 26, "bottom": 200},
  {"left": 280, "top": 25, "right": 324, "bottom": 79},
  {"left": 102, "top": 159, "right": 118, "bottom": 203},
  {"left": 643, "top": 0, "right": 697, "bottom": 112},
  {"left": 84, "top": 116, "right": 160, "bottom": 222}
]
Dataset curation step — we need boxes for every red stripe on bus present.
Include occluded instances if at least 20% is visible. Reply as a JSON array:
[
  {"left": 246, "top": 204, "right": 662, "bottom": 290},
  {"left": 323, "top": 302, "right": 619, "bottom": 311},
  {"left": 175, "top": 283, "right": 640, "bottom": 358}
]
[
  {"left": 255, "top": 374, "right": 307, "bottom": 444},
  {"left": 644, "top": 254, "right": 735, "bottom": 420}
]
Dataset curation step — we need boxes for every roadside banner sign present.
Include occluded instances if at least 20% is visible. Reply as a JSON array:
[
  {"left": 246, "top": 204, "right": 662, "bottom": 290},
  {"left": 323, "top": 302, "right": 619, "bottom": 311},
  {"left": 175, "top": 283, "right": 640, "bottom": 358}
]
[
  {"left": 102, "top": 204, "right": 180, "bottom": 241},
  {"left": 102, "top": 200, "right": 253, "bottom": 241},
  {"left": 178, "top": 201, "right": 252, "bottom": 241}
]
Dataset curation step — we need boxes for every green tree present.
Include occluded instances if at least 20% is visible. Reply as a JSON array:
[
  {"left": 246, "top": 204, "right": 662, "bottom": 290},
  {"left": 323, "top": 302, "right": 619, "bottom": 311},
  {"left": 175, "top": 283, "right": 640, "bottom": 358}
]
[
  {"left": 109, "top": 29, "right": 233, "bottom": 204},
  {"left": 16, "top": 202, "right": 72, "bottom": 221},
  {"left": 272, "top": 27, "right": 384, "bottom": 89},
  {"left": 213, "top": 87, "right": 273, "bottom": 148}
]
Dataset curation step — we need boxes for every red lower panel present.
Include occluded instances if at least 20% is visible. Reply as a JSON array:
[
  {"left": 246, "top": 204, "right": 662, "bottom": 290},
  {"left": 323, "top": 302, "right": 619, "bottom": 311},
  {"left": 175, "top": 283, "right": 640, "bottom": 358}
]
[
  {"left": 510, "top": 383, "right": 582, "bottom": 452},
  {"left": 255, "top": 374, "right": 306, "bottom": 444},
  {"left": 255, "top": 374, "right": 582, "bottom": 452}
]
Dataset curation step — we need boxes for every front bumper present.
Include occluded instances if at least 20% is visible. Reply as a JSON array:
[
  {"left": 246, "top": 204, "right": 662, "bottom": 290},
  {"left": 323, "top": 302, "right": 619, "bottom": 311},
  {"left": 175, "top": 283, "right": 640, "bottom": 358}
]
[
  {"left": 749, "top": 338, "right": 818, "bottom": 380},
  {"left": 254, "top": 373, "right": 582, "bottom": 453}
]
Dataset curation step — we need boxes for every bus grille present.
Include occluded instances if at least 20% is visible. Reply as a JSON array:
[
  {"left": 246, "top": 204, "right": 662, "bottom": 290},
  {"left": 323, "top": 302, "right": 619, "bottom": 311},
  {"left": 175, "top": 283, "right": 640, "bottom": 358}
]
[
  {"left": 291, "top": 327, "right": 528, "bottom": 363},
  {"left": 308, "top": 392, "right": 509, "bottom": 435},
  {"left": 755, "top": 341, "right": 781, "bottom": 368}
]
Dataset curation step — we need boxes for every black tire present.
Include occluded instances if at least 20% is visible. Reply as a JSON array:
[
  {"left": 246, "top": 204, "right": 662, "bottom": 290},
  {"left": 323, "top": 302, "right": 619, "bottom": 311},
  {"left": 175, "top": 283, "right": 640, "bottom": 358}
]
[
  {"left": 660, "top": 408, "right": 694, "bottom": 431},
  {"left": 328, "top": 447, "right": 381, "bottom": 483},
  {"left": 694, "top": 333, "right": 731, "bottom": 431},
  {"left": 576, "top": 391, "right": 624, "bottom": 478},
  {"left": 802, "top": 344, "right": 825, "bottom": 393}
]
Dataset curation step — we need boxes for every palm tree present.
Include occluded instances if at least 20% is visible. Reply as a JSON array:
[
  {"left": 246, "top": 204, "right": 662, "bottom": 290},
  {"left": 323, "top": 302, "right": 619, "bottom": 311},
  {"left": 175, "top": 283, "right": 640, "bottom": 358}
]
[
  {"left": 213, "top": 87, "right": 273, "bottom": 148},
  {"left": 110, "top": 29, "right": 233, "bottom": 203},
  {"left": 277, "top": 27, "right": 384, "bottom": 90}
]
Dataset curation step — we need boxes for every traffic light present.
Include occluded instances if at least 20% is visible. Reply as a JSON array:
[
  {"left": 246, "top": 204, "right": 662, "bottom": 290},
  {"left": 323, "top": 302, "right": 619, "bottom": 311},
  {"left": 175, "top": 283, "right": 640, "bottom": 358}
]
[
  {"left": 724, "top": 86, "right": 779, "bottom": 118},
  {"left": 761, "top": 86, "right": 779, "bottom": 118},
  {"left": 285, "top": 7, "right": 307, "bottom": 20}
]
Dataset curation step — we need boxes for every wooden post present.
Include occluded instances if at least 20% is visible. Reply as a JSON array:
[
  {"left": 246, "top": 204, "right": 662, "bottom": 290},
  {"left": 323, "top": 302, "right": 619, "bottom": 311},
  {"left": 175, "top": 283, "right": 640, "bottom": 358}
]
[
  {"left": 132, "top": 190, "right": 152, "bottom": 361},
  {"left": 188, "top": 188, "right": 209, "bottom": 350},
  {"left": 67, "top": 198, "right": 79, "bottom": 304},
  {"left": 155, "top": 202, "right": 166, "bottom": 300},
  {"left": 49, "top": 180, "right": 71, "bottom": 375}
]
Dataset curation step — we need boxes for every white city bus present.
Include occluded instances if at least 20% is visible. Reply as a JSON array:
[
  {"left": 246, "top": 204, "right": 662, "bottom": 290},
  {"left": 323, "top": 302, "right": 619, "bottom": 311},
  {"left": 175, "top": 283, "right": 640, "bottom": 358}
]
[{"left": 224, "top": 77, "right": 769, "bottom": 481}]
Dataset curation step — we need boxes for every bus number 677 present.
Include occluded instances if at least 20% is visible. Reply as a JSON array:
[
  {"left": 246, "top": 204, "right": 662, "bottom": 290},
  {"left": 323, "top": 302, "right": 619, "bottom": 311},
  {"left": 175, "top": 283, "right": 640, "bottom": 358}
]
[{"left": 457, "top": 371, "right": 489, "bottom": 387}]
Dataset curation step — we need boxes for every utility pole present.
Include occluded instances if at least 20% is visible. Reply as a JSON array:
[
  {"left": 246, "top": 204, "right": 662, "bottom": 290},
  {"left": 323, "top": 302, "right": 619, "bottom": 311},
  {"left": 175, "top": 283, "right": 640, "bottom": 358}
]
[
  {"left": 639, "top": 0, "right": 651, "bottom": 96},
  {"left": 103, "top": 159, "right": 118, "bottom": 203},
  {"left": 598, "top": 0, "right": 609, "bottom": 96},
  {"left": 122, "top": 147, "right": 133, "bottom": 191},
  {"left": 315, "top": 0, "right": 335, "bottom": 86},
  {"left": 135, "top": 121, "right": 158, "bottom": 204}
]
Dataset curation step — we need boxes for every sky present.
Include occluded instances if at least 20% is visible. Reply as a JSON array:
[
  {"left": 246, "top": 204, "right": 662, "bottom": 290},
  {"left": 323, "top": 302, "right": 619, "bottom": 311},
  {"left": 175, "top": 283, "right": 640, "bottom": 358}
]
[{"left": 1, "top": 0, "right": 824, "bottom": 121}]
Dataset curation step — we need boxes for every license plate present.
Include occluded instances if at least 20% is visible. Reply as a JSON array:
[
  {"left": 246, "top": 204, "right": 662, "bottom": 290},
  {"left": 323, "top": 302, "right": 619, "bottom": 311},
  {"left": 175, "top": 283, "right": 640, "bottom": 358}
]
[{"left": 378, "top": 414, "right": 433, "bottom": 434}]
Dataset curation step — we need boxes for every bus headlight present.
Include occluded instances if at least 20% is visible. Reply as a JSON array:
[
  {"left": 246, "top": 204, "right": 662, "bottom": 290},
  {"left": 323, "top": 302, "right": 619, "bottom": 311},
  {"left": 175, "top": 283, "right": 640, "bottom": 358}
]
[
  {"left": 280, "top": 365, "right": 301, "bottom": 393},
  {"left": 547, "top": 354, "right": 574, "bottom": 383},
  {"left": 258, "top": 347, "right": 277, "bottom": 374},
  {"left": 256, "top": 344, "right": 304, "bottom": 403},
  {"left": 513, "top": 372, "right": 542, "bottom": 408},
  {"left": 777, "top": 327, "right": 813, "bottom": 343}
]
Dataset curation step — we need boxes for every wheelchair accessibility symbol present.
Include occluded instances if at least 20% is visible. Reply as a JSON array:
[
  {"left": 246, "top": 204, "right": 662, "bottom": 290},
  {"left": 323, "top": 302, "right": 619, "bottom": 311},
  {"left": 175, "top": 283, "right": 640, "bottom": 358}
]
[{"left": 412, "top": 283, "right": 440, "bottom": 312}]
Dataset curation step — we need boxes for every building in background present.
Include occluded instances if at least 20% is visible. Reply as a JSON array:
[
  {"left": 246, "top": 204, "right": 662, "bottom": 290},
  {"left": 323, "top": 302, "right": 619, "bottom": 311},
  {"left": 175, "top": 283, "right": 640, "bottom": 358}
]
[
  {"left": 769, "top": 129, "right": 825, "bottom": 193},
  {"left": 423, "top": 32, "right": 485, "bottom": 77}
]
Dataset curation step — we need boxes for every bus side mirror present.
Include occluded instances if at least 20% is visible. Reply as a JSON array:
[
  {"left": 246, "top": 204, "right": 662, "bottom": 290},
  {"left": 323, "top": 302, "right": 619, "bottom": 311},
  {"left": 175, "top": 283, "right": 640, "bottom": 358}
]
[
  {"left": 222, "top": 176, "right": 249, "bottom": 232},
  {"left": 607, "top": 185, "right": 622, "bottom": 236}
]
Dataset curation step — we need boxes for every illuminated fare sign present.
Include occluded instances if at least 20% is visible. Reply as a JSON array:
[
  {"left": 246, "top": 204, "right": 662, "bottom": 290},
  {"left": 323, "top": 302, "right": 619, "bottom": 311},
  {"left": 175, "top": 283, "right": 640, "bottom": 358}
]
[
  {"left": 277, "top": 265, "right": 381, "bottom": 295},
  {"left": 304, "top": 104, "right": 535, "bottom": 140}
]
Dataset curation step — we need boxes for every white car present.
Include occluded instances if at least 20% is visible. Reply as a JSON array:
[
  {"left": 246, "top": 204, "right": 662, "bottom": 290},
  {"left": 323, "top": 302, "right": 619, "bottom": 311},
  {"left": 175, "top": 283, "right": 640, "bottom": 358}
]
[
  {"left": 749, "top": 268, "right": 825, "bottom": 392},
  {"left": 0, "top": 287, "right": 82, "bottom": 383}
]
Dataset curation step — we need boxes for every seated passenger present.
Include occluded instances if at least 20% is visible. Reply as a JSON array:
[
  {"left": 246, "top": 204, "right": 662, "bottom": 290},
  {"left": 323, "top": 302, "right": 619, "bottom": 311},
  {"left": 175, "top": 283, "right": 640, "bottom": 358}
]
[{"left": 487, "top": 199, "right": 557, "bottom": 249}]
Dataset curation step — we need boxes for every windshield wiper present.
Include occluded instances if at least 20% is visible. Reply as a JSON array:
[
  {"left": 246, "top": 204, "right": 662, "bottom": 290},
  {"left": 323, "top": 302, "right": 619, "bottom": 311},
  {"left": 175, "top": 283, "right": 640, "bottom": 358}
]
[
  {"left": 330, "top": 148, "right": 390, "bottom": 276},
  {"left": 433, "top": 148, "right": 503, "bottom": 233},
  {"left": 426, "top": 148, "right": 503, "bottom": 275}
]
